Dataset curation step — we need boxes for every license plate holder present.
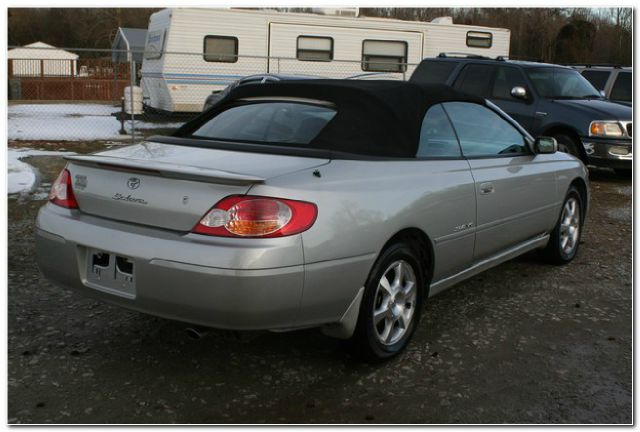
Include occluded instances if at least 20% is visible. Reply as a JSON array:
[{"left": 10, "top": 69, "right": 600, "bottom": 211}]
[{"left": 85, "top": 249, "right": 136, "bottom": 298}]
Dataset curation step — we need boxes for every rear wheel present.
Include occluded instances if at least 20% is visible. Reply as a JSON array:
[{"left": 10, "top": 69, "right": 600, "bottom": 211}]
[
  {"left": 540, "top": 186, "right": 583, "bottom": 265},
  {"left": 553, "top": 133, "right": 581, "bottom": 160},
  {"left": 349, "top": 242, "right": 425, "bottom": 361}
]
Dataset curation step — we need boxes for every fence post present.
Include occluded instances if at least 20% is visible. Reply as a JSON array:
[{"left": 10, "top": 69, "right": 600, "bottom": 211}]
[
  {"left": 130, "top": 58, "right": 135, "bottom": 143},
  {"left": 70, "top": 59, "right": 75, "bottom": 101}
]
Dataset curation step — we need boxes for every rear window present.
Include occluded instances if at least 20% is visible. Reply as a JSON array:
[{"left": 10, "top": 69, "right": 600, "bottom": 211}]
[
  {"left": 191, "top": 102, "right": 336, "bottom": 145},
  {"left": 410, "top": 61, "right": 458, "bottom": 85},
  {"left": 580, "top": 70, "right": 611, "bottom": 91},
  {"left": 610, "top": 72, "right": 632, "bottom": 102}
]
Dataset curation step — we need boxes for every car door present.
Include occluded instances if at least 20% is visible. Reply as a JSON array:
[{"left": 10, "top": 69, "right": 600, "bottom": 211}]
[
  {"left": 442, "top": 101, "right": 557, "bottom": 261},
  {"left": 489, "top": 66, "right": 538, "bottom": 131},
  {"left": 416, "top": 104, "right": 476, "bottom": 280}
]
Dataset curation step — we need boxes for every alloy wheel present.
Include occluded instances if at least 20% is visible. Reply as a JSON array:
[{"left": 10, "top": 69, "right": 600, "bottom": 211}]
[
  {"left": 372, "top": 260, "right": 417, "bottom": 346},
  {"left": 559, "top": 197, "right": 580, "bottom": 255}
]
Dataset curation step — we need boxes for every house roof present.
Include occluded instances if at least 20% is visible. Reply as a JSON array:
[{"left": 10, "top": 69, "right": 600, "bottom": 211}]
[
  {"left": 112, "top": 27, "right": 148, "bottom": 63},
  {"left": 8, "top": 42, "right": 79, "bottom": 60}
]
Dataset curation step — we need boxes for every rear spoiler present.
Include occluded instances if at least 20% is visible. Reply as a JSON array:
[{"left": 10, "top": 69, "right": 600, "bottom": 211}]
[{"left": 64, "top": 154, "right": 265, "bottom": 186}]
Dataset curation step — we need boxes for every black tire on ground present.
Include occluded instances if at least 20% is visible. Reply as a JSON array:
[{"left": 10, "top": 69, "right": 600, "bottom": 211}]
[
  {"left": 614, "top": 168, "right": 632, "bottom": 178},
  {"left": 349, "top": 241, "right": 425, "bottom": 361},
  {"left": 553, "top": 133, "right": 582, "bottom": 160},
  {"left": 540, "top": 186, "right": 583, "bottom": 265}
]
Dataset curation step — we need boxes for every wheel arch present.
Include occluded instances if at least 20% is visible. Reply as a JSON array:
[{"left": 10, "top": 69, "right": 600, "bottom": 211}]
[
  {"left": 569, "top": 177, "right": 589, "bottom": 224},
  {"left": 541, "top": 124, "right": 587, "bottom": 162},
  {"left": 379, "top": 227, "right": 435, "bottom": 295}
]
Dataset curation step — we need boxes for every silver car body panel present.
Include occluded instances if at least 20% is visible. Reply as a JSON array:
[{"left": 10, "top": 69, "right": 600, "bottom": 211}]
[{"left": 36, "top": 138, "right": 589, "bottom": 337}]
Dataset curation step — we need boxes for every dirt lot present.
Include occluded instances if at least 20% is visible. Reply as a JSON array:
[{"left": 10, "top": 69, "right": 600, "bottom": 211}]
[{"left": 7, "top": 149, "right": 632, "bottom": 424}]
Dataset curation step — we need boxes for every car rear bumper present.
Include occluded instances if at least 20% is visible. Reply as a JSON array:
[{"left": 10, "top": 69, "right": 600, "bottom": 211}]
[
  {"left": 35, "top": 204, "right": 308, "bottom": 331},
  {"left": 582, "top": 137, "right": 632, "bottom": 170}
]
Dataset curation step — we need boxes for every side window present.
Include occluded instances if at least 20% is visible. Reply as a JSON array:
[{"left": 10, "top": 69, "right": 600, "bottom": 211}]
[
  {"left": 442, "top": 102, "right": 528, "bottom": 157},
  {"left": 361, "top": 40, "right": 408, "bottom": 72},
  {"left": 417, "top": 104, "right": 461, "bottom": 158},
  {"left": 491, "top": 66, "right": 528, "bottom": 100},
  {"left": 580, "top": 70, "right": 611, "bottom": 91},
  {"left": 297, "top": 36, "right": 333, "bottom": 62},
  {"left": 610, "top": 72, "right": 632, "bottom": 102},
  {"left": 454, "top": 64, "right": 494, "bottom": 97},
  {"left": 466, "top": 31, "right": 492, "bottom": 48},
  {"left": 410, "top": 60, "right": 458, "bottom": 85},
  {"left": 203, "top": 36, "right": 238, "bottom": 63}
]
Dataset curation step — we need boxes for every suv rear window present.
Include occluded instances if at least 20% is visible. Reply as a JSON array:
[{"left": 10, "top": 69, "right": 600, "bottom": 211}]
[
  {"left": 610, "top": 72, "right": 632, "bottom": 102},
  {"left": 191, "top": 102, "right": 336, "bottom": 145},
  {"left": 410, "top": 61, "right": 458, "bottom": 85}
]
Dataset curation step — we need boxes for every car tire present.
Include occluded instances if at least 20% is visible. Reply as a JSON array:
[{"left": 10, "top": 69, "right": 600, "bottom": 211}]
[
  {"left": 553, "top": 133, "right": 581, "bottom": 160},
  {"left": 540, "top": 186, "right": 583, "bottom": 265},
  {"left": 349, "top": 242, "right": 425, "bottom": 361}
]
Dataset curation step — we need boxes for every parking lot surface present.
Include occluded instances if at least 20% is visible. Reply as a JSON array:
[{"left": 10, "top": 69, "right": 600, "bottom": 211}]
[{"left": 8, "top": 152, "right": 632, "bottom": 424}]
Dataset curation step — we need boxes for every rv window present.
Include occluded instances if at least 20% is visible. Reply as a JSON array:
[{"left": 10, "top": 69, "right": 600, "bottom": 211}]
[
  {"left": 204, "top": 36, "right": 238, "bottom": 63},
  {"left": 145, "top": 29, "right": 166, "bottom": 60},
  {"left": 297, "top": 36, "right": 333, "bottom": 62},
  {"left": 361, "top": 40, "right": 408, "bottom": 73},
  {"left": 466, "top": 31, "right": 492, "bottom": 48}
]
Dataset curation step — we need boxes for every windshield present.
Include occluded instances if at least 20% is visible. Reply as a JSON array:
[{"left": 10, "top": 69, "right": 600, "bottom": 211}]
[
  {"left": 526, "top": 67, "right": 601, "bottom": 99},
  {"left": 191, "top": 102, "right": 336, "bottom": 145}
]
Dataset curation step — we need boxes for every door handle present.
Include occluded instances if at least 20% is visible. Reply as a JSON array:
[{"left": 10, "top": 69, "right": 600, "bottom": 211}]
[{"left": 479, "top": 182, "right": 495, "bottom": 195}]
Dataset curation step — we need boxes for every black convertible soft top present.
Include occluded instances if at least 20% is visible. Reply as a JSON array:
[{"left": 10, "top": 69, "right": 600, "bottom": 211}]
[{"left": 174, "top": 79, "right": 485, "bottom": 158}]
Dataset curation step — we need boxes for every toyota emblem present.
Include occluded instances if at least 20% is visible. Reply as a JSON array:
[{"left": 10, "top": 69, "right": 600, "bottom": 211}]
[{"left": 127, "top": 177, "right": 141, "bottom": 190}]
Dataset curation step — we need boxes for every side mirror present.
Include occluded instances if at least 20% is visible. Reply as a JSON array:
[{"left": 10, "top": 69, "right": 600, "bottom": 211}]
[
  {"left": 534, "top": 136, "right": 557, "bottom": 154},
  {"left": 511, "top": 86, "right": 528, "bottom": 100}
]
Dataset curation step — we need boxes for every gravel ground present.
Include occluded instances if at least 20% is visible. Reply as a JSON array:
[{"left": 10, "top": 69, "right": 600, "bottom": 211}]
[{"left": 8, "top": 152, "right": 632, "bottom": 424}]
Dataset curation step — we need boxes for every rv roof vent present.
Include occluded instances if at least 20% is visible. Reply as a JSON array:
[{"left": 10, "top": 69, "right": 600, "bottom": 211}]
[
  {"left": 310, "top": 8, "right": 359, "bottom": 17},
  {"left": 431, "top": 16, "right": 453, "bottom": 24}
]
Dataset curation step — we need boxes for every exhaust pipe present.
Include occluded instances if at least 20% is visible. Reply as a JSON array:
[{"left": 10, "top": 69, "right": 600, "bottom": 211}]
[{"left": 185, "top": 326, "right": 210, "bottom": 340}]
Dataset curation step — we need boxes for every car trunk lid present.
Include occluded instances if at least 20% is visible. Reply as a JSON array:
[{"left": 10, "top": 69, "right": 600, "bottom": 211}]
[{"left": 66, "top": 141, "right": 329, "bottom": 231}]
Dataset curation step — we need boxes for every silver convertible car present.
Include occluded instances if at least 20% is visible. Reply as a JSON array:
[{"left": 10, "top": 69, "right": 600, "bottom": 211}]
[{"left": 36, "top": 80, "right": 589, "bottom": 360}]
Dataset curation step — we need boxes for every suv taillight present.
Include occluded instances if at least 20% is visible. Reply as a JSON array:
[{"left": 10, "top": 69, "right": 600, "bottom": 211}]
[
  {"left": 193, "top": 195, "right": 317, "bottom": 238},
  {"left": 49, "top": 169, "right": 79, "bottom": 209}
]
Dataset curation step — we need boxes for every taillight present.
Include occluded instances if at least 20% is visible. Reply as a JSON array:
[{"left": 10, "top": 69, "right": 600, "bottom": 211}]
[
  {"left": 49, "top": 169, "right": 79, "bottom": 209},
  {"left": 193, "top": 195, "right": 317, "bottom": 238}
]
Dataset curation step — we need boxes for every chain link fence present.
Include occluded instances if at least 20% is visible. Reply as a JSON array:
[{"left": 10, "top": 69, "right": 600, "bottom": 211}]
[{"left": 8, "top": 46, "right": 418, "bottom": 145}]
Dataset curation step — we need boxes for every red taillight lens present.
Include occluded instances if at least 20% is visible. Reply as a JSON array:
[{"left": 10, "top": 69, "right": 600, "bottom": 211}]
[
  {"left": 49, "top": 169, "right": 79, "bottom": 209},
  {"left": 193, "top": 195, "right": 317, "bottom": 238}
]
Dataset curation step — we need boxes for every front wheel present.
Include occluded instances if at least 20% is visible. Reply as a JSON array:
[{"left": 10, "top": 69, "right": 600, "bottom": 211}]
[
  {"left": 349, "top": 242, "right": 425, "bottom": 361},
  {"left": 553, "top": 133, "right": 581, "bottom": 160},
  {"left": 540, "top": 186, "right": 583, "bottom": 265}
]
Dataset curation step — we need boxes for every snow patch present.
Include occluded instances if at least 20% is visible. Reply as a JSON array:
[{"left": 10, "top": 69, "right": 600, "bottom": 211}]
[
  {"left": 8, "top": 149, "right": 75, "bottom": 195},
  {"left": 8, "top": 104, "right": 183, "bottom": 141}
]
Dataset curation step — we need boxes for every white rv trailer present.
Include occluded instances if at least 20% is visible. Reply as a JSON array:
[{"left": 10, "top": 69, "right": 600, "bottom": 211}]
[{"left": 141, "top": 8, "right": 511, "bottom": 112}]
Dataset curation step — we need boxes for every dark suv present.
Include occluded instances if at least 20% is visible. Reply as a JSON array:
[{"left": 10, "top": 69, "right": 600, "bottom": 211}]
[{"left": 410, "top": 54, "right": 632, "bottom": 174}]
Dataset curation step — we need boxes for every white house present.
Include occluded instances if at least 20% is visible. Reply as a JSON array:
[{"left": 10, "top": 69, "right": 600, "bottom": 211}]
[{"left": 8, "top": 42, "right": 78, "bottom": 77}]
